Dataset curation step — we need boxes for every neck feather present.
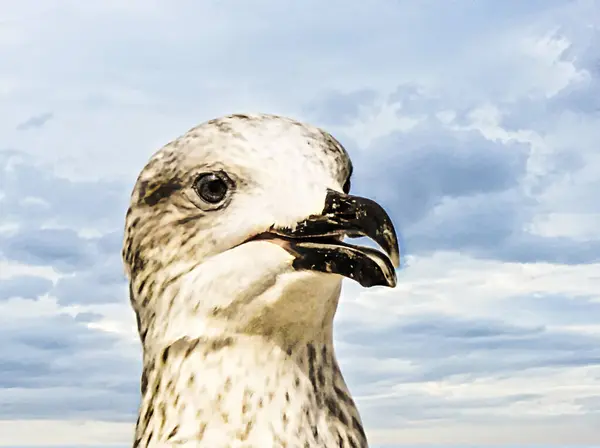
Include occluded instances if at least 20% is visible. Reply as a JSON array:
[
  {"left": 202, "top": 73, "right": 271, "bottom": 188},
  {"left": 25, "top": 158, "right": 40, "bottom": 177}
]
[{"left": 133, "top": 333, "right": 368, "bottom": 447}]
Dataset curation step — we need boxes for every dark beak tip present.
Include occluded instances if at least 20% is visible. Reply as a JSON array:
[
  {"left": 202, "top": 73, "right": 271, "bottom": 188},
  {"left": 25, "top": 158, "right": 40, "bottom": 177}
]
[
  {"left": 390, "top": 248, "right": 400, "bottom": 269},
  {"left": 379, "top": 234, "right": 400, "bottom": 269},
  {"left": 387, "top": 266, "right": 398, "bottom": 288},
  {"left": 363, "top": 269, "right": 397, "bottom": 288}
]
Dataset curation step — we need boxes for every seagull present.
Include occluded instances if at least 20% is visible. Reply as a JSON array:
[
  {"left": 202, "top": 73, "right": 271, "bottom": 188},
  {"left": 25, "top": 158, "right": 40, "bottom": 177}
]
[{"left": 122, "top": 113, "right": 400, "bottom": 448}]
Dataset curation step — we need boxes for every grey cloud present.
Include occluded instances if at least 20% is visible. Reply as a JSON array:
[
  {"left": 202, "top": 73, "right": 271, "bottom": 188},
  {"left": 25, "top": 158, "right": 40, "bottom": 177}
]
[
  {"left": 0, "top": 386, "right": 137, "bottom": 421},
  {"left": 576, "top": 395, "right": 600, "bottom": 412},
  {"left": 0, "top": 227, "right": 96, "bottom": 273},
  {"left": 0, "top": 313, "right": 140, "bottom": 419},
  {"left": 549, "top": 27, "right": 600, "bottom": 114},
  {"left": 293, "top": 17, "right": 600, "bottom": 268},
  {"left": 387, "top": 83, "right": 440, "bottom": 115},
  {"left": 357, "top": 391, "right": 542, "bottom": 427},
  {"left": 0, "top": 227, "right": 129, "bottom": 303},
  {"left": 52, "top": 254, "right": 127, "bottom": 305},
  {"left": 352, "top": 120, "right": 530, "bottom": 229},
  {"left": 303, "top": 89, "right": 378, "bottom": 126},
  {"left": 405, "top": 189, "right": 525, "bottom": 253},
  {"left": 0, "top": 0, "right": 569, "bottom": 114},
  {"left": 96, "top": 230, "right": 125, "bottom": 255},
  {"left": 0, "top": 275, "right": 53, "bottom": 300},
  {"left": 550, "top": 76, "right": 600, "bottom": 115},
  {"left": 356, "top": 395, "right": 600, "bottom": 432},
  {"left": 405, "top": 191, "right": 600, "bottom": 264},
  {"left": 310, "top": 56, "right": 600, "bottom": 265},
  {"left": 0, "top": 152, "right": 130, "bottom": 305},
  {"left": 493, "top": 234, "right": 600, "bottom": 265},
  {"left": 16, "top": 112, "right": 54, "bottom": 131},
  {"left": 0, "top": 151, "right": 130, "bottom": 230},
  {"left": 74, "top": 311, "right": 106, "bottom": 323},
  {"left": 496, "top": 294, "right": 600, "bottom": 326},
  {"left": 338, "top": 312, "right": 600, "bottom": 385}
]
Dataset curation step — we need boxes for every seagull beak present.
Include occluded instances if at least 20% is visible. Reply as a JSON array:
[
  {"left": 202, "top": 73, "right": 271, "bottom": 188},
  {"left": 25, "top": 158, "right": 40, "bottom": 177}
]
[{"left": 265, "top": 189, "right": 400, "bottom": 288}]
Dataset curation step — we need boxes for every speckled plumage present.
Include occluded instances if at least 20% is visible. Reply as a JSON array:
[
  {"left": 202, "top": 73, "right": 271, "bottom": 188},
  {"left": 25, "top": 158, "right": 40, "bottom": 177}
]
[{"left": 123, "top": 113, "right": 371, "bottom": 447}]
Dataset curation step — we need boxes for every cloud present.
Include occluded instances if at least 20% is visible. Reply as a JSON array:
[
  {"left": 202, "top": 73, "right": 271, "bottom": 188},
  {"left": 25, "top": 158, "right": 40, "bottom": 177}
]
[
  {"left": 341, "top": 313, "right": 600, "bottom": 383},
  {"left": 0, "top": 151, "right": 129, "bottom": 305},
  {"left": 0, "top": 275, "right": 53, "bottom": 300},
  {"left": 303, "top": 89, "right": 378, "bottom": 126},
  {"left": 0, "top": 419, "right": 132, "bottom": 447},
  {"left": 15, "top": 112, "right": 53, "bottom": 131},
  {"left": 333, "top": 252, "right": 600, "bottom": 436},
  {"left": 0, "top": 151, "right": 130, "bottom": 229},
  {"left": 502, "top": 293, "right": 600, "bottom": 325},
  {"left": 1, "top": 0, "right": 600, "bottom": 446},
  {"left": 337, "top": 312, "right": 600, "bottom": 439},
  {"left": 52, "top": 254, "right": 127, "bottom": 305},
  {"left": 0, "top": 227, "right": 96, "bottom": 272},
  {"left": 0, "top": 300, "right": 140, "bottom": 420},
  {"left": 299, "top": 18, "right": 600, "bottom": 266},
  {"left": 354, "top": 120, "right": 530, "bottom": 227}
]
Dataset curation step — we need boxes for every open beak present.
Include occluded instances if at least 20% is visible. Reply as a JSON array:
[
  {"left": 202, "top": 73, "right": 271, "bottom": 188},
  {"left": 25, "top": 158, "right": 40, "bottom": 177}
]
[{"left": 257, "top": 189, "right": 400, "bottom": 288}]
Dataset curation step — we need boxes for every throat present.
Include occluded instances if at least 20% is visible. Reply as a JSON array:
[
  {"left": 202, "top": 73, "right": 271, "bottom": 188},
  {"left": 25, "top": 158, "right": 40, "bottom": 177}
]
[{"left": 134, "top": 334, "right": 368, "bottom": 447}]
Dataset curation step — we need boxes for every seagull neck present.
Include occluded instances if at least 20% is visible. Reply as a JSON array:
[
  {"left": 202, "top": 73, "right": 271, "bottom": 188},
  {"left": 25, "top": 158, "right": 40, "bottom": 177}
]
[{"left": 134, "top": 333, "right": 368, "bottom": 447}]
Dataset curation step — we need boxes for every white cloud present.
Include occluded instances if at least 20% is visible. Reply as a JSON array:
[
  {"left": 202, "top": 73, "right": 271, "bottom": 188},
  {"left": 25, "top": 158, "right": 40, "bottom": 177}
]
[
  {"left": 530, "top": 212, "right": 600, "bottom": 240},
  {"left": 339, "top": 252, "right": 600, "bottom": 326},
  {"left": 1, "top": 0, "right": 600, "bottom": 445},
  {"left": 369, "top": 416, "right": 600, "bottom": 445},
  {"left": 0, "top": 419, "right": 131, "bottom": 446},
  {"left": 334, "top": 253, "right": 600, "bottom": 443},
  {"left": 0, "top": 260, "right": 60, "bottom": 282}
]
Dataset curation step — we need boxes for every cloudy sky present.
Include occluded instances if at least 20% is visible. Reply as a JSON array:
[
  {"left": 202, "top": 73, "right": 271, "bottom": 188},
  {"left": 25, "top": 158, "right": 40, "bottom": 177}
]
[{"left": 1, "top": 0, "right": 600, "bottom": 446}]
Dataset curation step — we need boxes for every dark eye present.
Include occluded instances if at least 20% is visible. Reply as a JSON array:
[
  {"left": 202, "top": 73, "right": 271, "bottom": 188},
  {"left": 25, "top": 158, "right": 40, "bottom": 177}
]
[
  {"left": 342, "top": 177, "right": 351, "bottom": 194},
  {"left": 193, "top": 172, "right": 230, "bottom": 204}
]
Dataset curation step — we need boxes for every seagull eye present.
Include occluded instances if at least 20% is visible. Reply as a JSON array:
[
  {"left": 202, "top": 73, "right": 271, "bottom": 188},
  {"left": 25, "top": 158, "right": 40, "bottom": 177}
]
[{"left": 193, "top": 172, "right": 230, "bottom": 204}]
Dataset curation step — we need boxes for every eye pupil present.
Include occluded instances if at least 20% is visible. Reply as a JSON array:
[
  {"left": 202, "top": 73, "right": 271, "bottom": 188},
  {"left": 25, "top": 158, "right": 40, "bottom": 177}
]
[{"left": 194, "top": 173, "right": 229, "bottom": 203}]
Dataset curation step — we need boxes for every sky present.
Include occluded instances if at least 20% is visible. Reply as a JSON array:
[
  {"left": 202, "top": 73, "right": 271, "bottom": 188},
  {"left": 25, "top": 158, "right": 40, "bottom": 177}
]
[{"left": 1, "top": 0, "right": 600, "bottom": 446}]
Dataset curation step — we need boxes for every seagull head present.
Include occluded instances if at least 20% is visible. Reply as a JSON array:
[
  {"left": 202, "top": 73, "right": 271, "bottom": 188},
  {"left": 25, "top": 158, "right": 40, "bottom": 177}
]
[{"left": 123, "top": 113, "right": 399, "bottom": 347}]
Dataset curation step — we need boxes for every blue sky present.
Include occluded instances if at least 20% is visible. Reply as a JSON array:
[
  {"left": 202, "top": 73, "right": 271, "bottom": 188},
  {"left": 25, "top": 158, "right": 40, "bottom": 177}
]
[{"left": 1, "top": 0, "right": 600, "bottom": 446}]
